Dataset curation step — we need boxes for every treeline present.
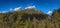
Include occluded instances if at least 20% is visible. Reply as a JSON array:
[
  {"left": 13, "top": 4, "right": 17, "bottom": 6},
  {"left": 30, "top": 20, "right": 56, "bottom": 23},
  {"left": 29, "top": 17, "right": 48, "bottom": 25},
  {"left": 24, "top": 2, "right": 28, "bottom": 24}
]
[{"left": 0, "top": 8, "right": 60, "bottom": 28}]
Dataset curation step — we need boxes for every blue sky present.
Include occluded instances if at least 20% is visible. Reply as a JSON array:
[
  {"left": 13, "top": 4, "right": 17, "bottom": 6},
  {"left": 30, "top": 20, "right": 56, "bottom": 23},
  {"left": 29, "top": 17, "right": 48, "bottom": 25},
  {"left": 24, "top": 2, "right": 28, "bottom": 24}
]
[{"left": 0, "top": 0, "right": 60, "bottom": 13}]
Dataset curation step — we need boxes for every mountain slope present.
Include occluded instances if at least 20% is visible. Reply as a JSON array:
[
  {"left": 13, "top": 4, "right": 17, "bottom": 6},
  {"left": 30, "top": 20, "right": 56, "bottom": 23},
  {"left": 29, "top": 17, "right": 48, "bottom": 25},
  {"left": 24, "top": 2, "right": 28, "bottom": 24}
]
[{"left": 0, "top": 8, "right": 60, "bottom": 28}]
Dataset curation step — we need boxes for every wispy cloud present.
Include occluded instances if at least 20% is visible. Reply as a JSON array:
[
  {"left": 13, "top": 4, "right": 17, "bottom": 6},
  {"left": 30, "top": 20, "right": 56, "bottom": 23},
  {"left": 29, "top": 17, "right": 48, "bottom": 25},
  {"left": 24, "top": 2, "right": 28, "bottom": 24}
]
[
  {"left": 25, "top": 6, "right": 36, "bottom": 9},
  {"left": 14, "top": 7, "right": 21, "bottom": 11}
]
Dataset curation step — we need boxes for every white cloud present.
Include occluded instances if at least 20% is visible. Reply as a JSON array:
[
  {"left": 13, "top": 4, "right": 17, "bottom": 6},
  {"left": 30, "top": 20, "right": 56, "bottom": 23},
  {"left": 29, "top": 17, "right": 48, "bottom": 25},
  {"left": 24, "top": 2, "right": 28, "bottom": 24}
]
[
  {"left": 47, "top": 11, "right": 52, "bottom": 15},
  {"left": 14, "top": 7, "right": 21, "bottom": 11},
  {"left": 25, "top": 6, "right": 36, "bottom": 9}
]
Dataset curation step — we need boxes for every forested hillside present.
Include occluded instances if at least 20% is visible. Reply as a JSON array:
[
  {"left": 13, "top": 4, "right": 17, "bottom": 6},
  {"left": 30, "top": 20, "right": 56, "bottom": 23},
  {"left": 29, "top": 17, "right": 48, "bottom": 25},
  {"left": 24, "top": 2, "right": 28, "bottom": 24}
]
[{"left": 0, "top": 8, "right": 60, "bottom": 28}]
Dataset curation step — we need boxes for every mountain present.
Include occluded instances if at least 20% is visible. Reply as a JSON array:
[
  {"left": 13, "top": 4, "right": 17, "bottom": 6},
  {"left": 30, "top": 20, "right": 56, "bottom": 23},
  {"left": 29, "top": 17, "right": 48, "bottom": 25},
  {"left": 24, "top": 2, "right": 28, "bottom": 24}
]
[
  {"left": 0, "top": 8, "right": 60, "bottom": 28},
  {"left": 23, "top": 8, "right": 44, "bottom": 14}
]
